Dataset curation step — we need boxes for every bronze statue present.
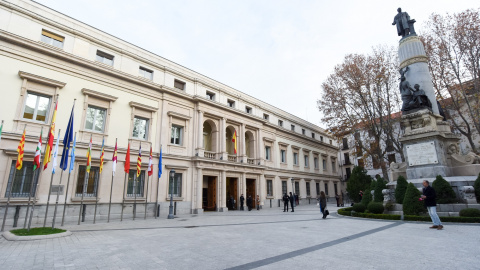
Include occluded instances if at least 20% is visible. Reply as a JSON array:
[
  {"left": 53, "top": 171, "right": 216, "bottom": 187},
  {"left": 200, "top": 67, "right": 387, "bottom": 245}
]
[
  {"left": 393, "top": 8, "right": 416, "bottom": 37},
  {"left": 399, "top": 66, "right": 432, "bottom": 112}
]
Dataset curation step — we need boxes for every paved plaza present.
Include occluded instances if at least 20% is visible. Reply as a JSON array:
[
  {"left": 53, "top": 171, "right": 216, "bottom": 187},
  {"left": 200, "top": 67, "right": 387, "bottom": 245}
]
[{"left": 1, "top": 202, "right": 479, "bottom": 270}]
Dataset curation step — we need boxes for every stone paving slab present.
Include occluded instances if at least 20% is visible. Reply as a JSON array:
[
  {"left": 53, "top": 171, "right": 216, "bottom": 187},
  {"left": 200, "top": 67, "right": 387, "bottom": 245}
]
[{"left": 0, "top": 203, "right": 478, "bottom": 269}]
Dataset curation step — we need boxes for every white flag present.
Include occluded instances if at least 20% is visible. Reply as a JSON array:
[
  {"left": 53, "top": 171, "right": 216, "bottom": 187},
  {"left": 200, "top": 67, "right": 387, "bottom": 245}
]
[{"left": 52, "top": 132, "right": 60, "bottom": 174}]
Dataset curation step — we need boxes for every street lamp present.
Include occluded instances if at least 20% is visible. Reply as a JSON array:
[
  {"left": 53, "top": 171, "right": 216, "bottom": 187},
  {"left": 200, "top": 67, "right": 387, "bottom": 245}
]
[
  {"left": 291, "top": 178, "right": 296, "bottom": 208},
  {"left": 168, "top": 169, "right": 175, "bottom": 219}
]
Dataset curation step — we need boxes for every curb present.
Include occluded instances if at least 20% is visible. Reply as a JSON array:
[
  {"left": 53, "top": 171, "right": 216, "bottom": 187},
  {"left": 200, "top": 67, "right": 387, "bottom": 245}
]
[{"left": 2, "top": 230, "right": 72, "bottom": 241}]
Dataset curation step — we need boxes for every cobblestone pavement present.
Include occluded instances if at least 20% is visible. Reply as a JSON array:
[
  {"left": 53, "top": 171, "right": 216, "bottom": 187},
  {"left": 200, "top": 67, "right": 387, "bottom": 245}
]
[{"left": 1, "top": 203, "right": 479, "bottom": 270}]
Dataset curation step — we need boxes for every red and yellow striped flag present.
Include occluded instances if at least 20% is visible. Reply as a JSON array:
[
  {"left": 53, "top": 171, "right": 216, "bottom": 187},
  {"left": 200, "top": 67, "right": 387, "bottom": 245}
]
[
  {"left": 43, "top": 100, "right": 58, "bottom": 170},
  {"left": 16, "top": 129, "right": 26, "bottom": 170},
  {"left": 136, "top": 144, "right": 142, "bottom": 177},
  {"left": 232, "top": 130, "right": 237, "bottom": 154},
  {"left": 99, "top": 138, "right": 105, "bottom": 173},
  {"left": 86, "top": 136, "right": 92, "bottom": 173}
]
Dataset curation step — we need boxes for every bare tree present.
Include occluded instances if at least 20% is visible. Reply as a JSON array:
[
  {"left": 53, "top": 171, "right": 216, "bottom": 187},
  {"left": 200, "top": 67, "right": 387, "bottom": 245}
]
[
  {"left": 318, "top": 46, "right": 403, "bottom": 180},
  {"left": 422, "top": 8, "right": 480, "bottom": 154}
]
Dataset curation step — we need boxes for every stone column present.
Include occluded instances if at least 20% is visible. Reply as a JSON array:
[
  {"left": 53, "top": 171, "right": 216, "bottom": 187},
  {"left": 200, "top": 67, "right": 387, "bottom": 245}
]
[
  {"left": 194, "top": 168, "right": 203, "bottom": 214},
  {"left": 240, "top": 123, "right": 246, "bottom": 161},
  {"left": 219, "top": 170, "right": 227, "bottom": 212},
  {"left": 257, "top": 129, "right": 263, "bottom": 165},
  {"left": 219, "top": 117, "right": 227, "bottom": 160},
  {"left": 196, "top": 110, "right": 204, "bottom": 157}
]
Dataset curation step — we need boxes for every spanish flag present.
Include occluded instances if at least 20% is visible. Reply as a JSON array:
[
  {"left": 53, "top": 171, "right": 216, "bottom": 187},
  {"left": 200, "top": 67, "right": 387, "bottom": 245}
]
[
  {"left": 86, "top": 136, "right": 92, "bottom": 173},
  {"left": 232, "top": 130, "right": 237, "bottom": 154},
  {"left": 43, "top": 100, "right": 58, "bottom": 170},
  {"left": 99, "top": 138, "right": 105, "bottom": 173},
  {"left": 136, "top": 144, "right": 142, "bottom": 177},
  {"left": 16, "top": 129, "right": 26, "bottom": 170}
]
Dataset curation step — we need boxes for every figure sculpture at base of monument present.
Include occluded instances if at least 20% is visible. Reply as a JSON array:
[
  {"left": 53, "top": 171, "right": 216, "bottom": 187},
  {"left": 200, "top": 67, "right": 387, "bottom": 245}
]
[{"left": 399, "top": 66, "right": 432, "bottom": 112}]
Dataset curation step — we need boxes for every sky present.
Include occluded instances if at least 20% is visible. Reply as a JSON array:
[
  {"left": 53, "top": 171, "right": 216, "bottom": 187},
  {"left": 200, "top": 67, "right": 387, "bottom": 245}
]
[{"left": 34, "top": 0, "right": 479, "bottom": 128}]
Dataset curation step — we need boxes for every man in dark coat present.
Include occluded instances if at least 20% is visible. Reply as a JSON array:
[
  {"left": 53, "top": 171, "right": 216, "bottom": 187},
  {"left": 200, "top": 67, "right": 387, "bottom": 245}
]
[
  {"left": 421, "top": 180, "right": 443, "bottom": 230},
  {"left": 289, "top": 192, "right": 295, "bottom": 212},
  {"left": 282, "top": 193, "right": 289, "bottom": 212},
  {"left": 240, "top": 194, "right": 245, "bottom": 211},
  {"left": 246, "top": 195, "right": 253, "bottom": 211}
]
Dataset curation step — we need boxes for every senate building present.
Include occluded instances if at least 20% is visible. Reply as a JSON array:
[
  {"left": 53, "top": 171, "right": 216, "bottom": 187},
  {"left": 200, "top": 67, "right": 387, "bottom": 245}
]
[{"left": 0, "top": 0, "right": 340, "bottom": 225}]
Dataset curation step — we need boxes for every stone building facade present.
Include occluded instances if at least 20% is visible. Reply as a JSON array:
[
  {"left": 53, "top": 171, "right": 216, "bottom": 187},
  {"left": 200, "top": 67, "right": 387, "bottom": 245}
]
[{"left": 0, "top": 0, "right": 340, "bottom": 224}]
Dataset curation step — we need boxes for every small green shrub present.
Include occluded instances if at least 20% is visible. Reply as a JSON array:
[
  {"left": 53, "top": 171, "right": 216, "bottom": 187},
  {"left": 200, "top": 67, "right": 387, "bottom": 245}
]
[
  {"left": 351, "top": 212, "right": 401, "bottom": 220},
  {"left": 338, "top": 207, "right": 353, "bottom": 216},
  {"left": 352, "top": 203, "right": 366, "bottom": 213},
  {"left": 367, "top": 202, "right": 385, "bottom": 214},
  {"left": 432, "top": 175, "right": 456, "bottom": 204},
  {"left": 346, "top": 166, "right": 372, "bottom": 203},
  {"left": 361, "top": 189, "right": 372, "bottom": 206},
  {"left": 395, "top": 176, "right": 408, "bottom": 204},
  {"left": 403, "top": 183, "right": 425, "bottom": 215},
  {"left": 374, "top": 178, "right": 386, "bottom": 202},
  {"left": 459, "top": 208, "right": 480, "bottom": 217},
  {"left": 10, "top": 227, "right": 66, "bottom": 236},
  {"left": 474, "top": 173, "right": 480, "bottom": 203}
]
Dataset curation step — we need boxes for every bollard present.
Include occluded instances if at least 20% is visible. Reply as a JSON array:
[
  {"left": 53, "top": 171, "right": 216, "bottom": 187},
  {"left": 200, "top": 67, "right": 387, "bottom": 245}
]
[
  {"left": 309, "top": 198, "right": 311, "bottom": 204},
  {"left": 174, "top": 202, "right": 177, "bottom": 215},
  {"left": 270, "top": 199, "right": 272, "bottom": 208},
  {"left": 13, "top": 206, "right": 21, "bottom": 228},
  {"left": 278, "top": 199, "right": 281, "bottom": 207},
  {"left": 82, "top": 204, "right": 86, "bottom": 222},
  {"left": 157, "top": 204, "right": 160, "bottom": 217}
]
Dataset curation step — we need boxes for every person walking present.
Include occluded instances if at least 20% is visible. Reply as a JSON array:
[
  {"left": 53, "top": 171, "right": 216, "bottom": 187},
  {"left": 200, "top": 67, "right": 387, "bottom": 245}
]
[
  {"left": 246, "top": 195, "right": 253, "bottom": 211},
  {"left": 240, "top": 194, "right": 245, "bottom": 211},
  {"left": 335, "top": 193, "right": 340, "bottom": 207},
  {"left": 319, "top": 191, "right": 327, "bottom": 219},
  {"left": 339, "top": 192, "right": 344, "bottom": 207},
  {"left": 256, "top": 195, "right": 260, "bottom": 210},
  {"left": 282, "top": 193, "right": 289, "bottom": 212},
  {"left": 421, "top": 180, "right": 443, "bottom": 230},
  {"left": 289, "top": 192, "right": 295, "bottom": 212}
]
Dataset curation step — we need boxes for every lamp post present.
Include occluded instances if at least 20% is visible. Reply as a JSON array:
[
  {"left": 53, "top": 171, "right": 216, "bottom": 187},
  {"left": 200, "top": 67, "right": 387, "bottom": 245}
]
[
  {"left": 291, "top": 178, "right": 296, "bottom": 208},
  {"left": 168, "top": 169, "right": 175, "bottom": 219}
]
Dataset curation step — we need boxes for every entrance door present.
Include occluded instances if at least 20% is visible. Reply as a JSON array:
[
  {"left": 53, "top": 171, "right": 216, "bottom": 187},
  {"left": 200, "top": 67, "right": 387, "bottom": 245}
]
[
  {"left": 226, "top": 178, "right": 238, "bottom": 210},
  {"left": 246, "top": 178, "right": 256, "bottom": 208},
  {"left": 203, "top": 176, "right": 217, "bottom": 211}
]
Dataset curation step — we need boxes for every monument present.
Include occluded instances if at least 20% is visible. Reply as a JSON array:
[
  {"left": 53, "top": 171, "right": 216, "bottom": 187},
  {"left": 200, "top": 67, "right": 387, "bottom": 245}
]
[{"left": 387, "top": 8, "right": 480, "bottom": 208}]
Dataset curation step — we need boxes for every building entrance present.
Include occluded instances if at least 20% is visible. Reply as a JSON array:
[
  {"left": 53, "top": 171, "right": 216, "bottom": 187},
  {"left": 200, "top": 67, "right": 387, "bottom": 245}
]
[
  {"left": 246, "top": 178, "right": 256, "bottom": 208},
  {"left": 202, "top": 176, "right": 217, "bottom": 211},
  {"left": 226, "top": 177, "right": 238, "bottom": 210}
]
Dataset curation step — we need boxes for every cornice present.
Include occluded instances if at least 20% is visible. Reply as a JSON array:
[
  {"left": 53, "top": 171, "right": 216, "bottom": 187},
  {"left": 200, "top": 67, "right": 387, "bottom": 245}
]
[
  {"left": 167, "top": 111, "right": 191, "bottom": 120},
  {"left": 18, "top": 71, "right": 66, "bottom": 88},
  {"left": 81, "top": 88, "right": 118, "bottom": 101},
  {"left": 129, "top": 101, "right": 158, "bottom": 112}
]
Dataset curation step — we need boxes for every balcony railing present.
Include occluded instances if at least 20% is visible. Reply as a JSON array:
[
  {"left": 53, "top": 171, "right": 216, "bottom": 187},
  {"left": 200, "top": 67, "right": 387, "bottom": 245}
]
[
  {"left": 247, "top": 158, "right": 255, "bottom": 165},
  {"left": 228, "top": 155, "right": 237, "bottom": 162},
  {"left": 204, "top": 151, "right": 215, "bottom": 159}
]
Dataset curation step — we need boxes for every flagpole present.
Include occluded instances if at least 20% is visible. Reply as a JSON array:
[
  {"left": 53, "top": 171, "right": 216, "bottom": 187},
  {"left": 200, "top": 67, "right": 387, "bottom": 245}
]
[
  {"left": 120, "top": 141, "right": 130, "bottom": 222},
  {"left": 1, "top": 124, "right": 26, "bottom": 232},
  {"left": 144, "top": 175, "right": 150, "bottom": 220},
  {"left": 43, "top": 129, "right": 61, "bottom": 227},
  {"left": 94, "top": 136, "right": 104, "bottom": 224},
  {"left": 107, "top": 138, "right": 117, "bottom": 223},
  {"left": 78, "top": 134, "right": 92, "bottom": 225},
  {"left": 155, "top": 144, "right": 161, "bottom": 219},
  {"left": 120, "top": 172, "right": 127, "bottom": 221},
  {"left": 61, "top": 131, "right": 76, "bottom": 227},
  {"left": 27, "top": 168, "right": 40, "bottom": 231},
  {"left": 51, "top": 169, "right": 64, "bottom": 228},
  {"left": 23, "top": 127, "right": 43, "bottom": 228},
  {"left": 133, "top": 173, "right": 137, "bottom": 220}
]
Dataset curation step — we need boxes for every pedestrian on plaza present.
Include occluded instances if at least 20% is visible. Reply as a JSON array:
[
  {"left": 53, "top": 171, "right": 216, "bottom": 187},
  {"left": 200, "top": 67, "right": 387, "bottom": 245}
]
[
  {"left": 335, "top": 193, "right": 340, "bottom": 207},
  {"left": 247, "top": 195, "right": 253, "bottom": 211},
  {"left": 282, "top": 193, "right": 289, "bottom": 212},
  {"left": 256, "top": 195, "right": 260, "bottom": 210},
  {"left": 319, "top": 191, "right": 327, "bottom": 219},
  {"left": 289, "top": 192, "right": 295, "bottom": 212},
  {"left": 240, "top": 194, "right": 245, "bottom": 211},
  {"left": 230, "top": 195, "right": 235, "bottom": 210},
  {"left": 295, "top": 194, "right": 299, "bottom": 205},
  {"left": 421, "top": 180, "right": 443, "bottom": 230},
  {"left": 339, "top": 192, "right": 344, "bottom": 207}
]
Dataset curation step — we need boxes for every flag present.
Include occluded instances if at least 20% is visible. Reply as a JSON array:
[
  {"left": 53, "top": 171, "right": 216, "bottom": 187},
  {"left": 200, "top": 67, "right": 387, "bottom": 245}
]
[
  {"left": 99, "top": 138, "right": 105, "bottom": 173},
  {"left": 44, "top": 100, "right": 58, "bottom": 170},
  {"left": 124, "top": 143, "right": 130, "bottom": 173},
  {"left": 147, "top": 146, "right": 153, "bottom": 176},
  {"left": 158, "top": 146, "right": 162, "bottom": 178},
  {"left": 60, "top": 105, "right": 74, "bottom": 171},
  {"left": 69, "top": 133, "right": 76, "bottom": 173},
  {"left": 136, "top": 144, "right": 142, "bottom": 177},
  {"left": 33, "top": 129, "right": 43, "bottom": 171},
  {"left": 112, "top": 141, "right": 117, "bottom": 176},
  {"left": 232, "top": 130, "right": 237, "bottom": 154},
  {"left": 15, "top": 129, "right": 26, "bottom": 170},
  {"left": 52, "top": 131, "right": 60, "bottom": 174},
  {"left": 86, "top": 136, "right": 92, "bottom": 173}
]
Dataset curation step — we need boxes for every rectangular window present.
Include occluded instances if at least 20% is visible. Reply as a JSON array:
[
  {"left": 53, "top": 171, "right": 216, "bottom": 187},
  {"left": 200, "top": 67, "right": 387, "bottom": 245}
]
[
  {"left": 132, "top": 116, "right": 148, "bottom": 140},
  {"left": 342, "top": 137, "right": 349, "bottom": 150},
  {"left": 171, "top": 125, "right": 183, "bottom": 145},
  {"left": 280, "top": 150, "right": 286, "bottom": 163},
  {"left": 291, "top": 125, "right": 295, "bottom": 131},
  {"left": 41, "top": 29, "right": 64, "bottom": 49},
  {"left": 282, "top": 181, "right": 287, "bottom": 195},
  {"left": 323, "top": 159, "right": 327, "bottom": 170},
  {"left": 306, "top": 182, "right": 311, "bottom": 196},
  {"left": 329, "top": 139, "right": 332, "bottom": 145},
  {"left": 85, "top": 105, "right": 106, "bottom": 132},
  {"left": 295, "top": 182, "right": 300, "bottom": 196},
  {"left": 265, "top": 146, "right": 271, "bottom": 160},
  {"left": 278, "top": 120, "right": 283, "bottom": 127},
  {"left": 302, "top": 129, "right": 306, "bottom": 135},
  {"left": 325, "top": 183, "right": 329, "bottom": 196},
  {"left": 312, "top": 133, "right": 315, "bottom": 139},
  {"left": 263, "top": 114, "right": 269, "bottom": 120},
  {"left": 75, "top": 166, "right": 99, "bottom": 197},
  {"left": 227, "top": 99, "right": 235, "bottom": 108},
  {"left": 316, "top": 183, "right": 320, "bottom": 195},
  {"left": 293, "top": 153, "right": 298, "bottom": 165},
  {"left": 96, "top": 50, "right": 114, "bottom": 66},
  {"left": 23, "top": 92, "right": 51, "bottom": 122},
  {"left": 332, "top": 161, "right": 336, "bottom": 172},
  {"left": 245, "top": 106, "right": 252, "bottom": 114},
  {"left": 5, "top": 161, "right": 39, "bottom": 197},
  {"left": 320, "top": 136, "right": 324, "bottom": 142},
  {"left": 206, "top": 91, "right": 215, "bottom": 101},
  {"left": 168, "top": 173, "right": 182, "bottom": 197},
  {"left": 127, "top": 170, "right": 145, "bottom": 197},
  {"left": 334, "top": 183, "right": 338, "bottom": 195},
  {"left": 304, "top": 155, "right": 309, "bottom": 167},
  {"left": 388, "top": 153, "right": 396, "bottom": 164},
  {"left": 174, "top": 79, "right": 186, "bottom": 90},
  {"left": 267, "top": 180, "right": 273, "bottom": 196},
  {"left": 314, "top": 157, "right": 318, "bottom": 169},
  {"left": 139, "top": 67, "right": 153, "bottom": 80}
]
